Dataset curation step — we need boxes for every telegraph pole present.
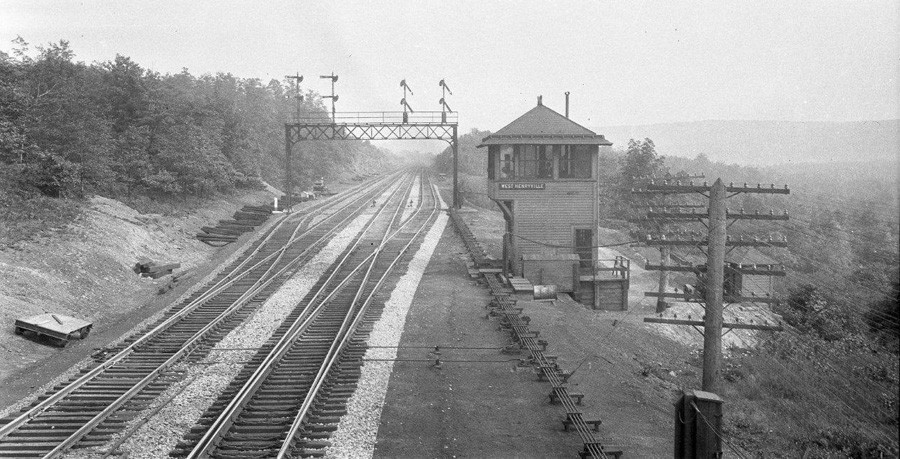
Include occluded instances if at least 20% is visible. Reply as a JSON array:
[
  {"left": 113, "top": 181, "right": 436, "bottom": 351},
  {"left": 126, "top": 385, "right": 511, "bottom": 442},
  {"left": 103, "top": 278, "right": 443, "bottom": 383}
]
[
  {"left": 703, "top": 179, "right": 727, "bottom": 393},
  {"left": 284, "top": 73, "right": 304, "bottom": 212},
  {"left": 657, "top": 246, "right": 670, "bottom": 313},
  {"left": 635, "top": 179, "right": 790, "bottom": 392}
]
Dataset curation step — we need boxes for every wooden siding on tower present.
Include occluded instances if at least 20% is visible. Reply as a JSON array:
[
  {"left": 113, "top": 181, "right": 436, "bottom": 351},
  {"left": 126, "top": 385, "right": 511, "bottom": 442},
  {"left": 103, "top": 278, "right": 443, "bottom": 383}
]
[{"left": 490, "top": 180, "right": 597, "bottom": 259}]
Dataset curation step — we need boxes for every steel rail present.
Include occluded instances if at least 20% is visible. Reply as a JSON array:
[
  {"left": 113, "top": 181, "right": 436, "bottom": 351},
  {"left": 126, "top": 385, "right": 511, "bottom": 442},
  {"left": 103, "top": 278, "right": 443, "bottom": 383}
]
[
  {"left": 38, "top": 176, "right": 406, "bottom": 459},
  {"left": 277, "top": 175, "right": 440, "bottom": 458},
  {"left": 0, "top": 173, "right": 402, "bottom": 458},
  {"left": 184, "top": 172, "right": 418, "bottom": 458},
  {"left": 0, "top": 174, "right": 388, "bottom": 444}
]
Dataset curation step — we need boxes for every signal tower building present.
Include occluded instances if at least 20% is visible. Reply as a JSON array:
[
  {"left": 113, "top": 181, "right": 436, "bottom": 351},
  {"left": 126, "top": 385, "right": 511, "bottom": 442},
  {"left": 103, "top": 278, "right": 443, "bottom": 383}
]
[{"left": 478, "top": 96, "right": 628, "bottom": 309}]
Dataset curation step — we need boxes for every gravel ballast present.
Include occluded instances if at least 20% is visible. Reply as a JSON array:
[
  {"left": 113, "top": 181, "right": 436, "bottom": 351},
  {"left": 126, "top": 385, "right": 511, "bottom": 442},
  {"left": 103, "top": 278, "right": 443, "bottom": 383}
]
[
  {"left": 102, "top": 194, "right": 390, "bottom": 458},
  {"left": 324, "top": 185, "right": 447, "bottom": 459}
]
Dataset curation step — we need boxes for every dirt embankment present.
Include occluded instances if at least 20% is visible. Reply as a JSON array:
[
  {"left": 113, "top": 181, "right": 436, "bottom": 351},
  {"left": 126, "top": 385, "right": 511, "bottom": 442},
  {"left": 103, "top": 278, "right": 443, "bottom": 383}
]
[{"left": 0, "top": 191, "right": 274, "bottom": 389}]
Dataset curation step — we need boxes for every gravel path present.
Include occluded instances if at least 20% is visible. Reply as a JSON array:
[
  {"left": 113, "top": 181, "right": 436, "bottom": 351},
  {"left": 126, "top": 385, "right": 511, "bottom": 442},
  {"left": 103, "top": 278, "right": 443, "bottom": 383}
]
[
  {"left": 324, "top": 185, "right": 447, "bottom": 459},
  {"left": 91, "top": 195, "right": 387, "bottom": 459}
]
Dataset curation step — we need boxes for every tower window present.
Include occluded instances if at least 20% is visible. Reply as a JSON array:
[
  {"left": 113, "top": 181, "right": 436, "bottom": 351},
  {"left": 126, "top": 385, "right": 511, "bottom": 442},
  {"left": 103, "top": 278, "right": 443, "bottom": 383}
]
[{"left": 559, "top": 145, "right": 592, "bottom": 179}]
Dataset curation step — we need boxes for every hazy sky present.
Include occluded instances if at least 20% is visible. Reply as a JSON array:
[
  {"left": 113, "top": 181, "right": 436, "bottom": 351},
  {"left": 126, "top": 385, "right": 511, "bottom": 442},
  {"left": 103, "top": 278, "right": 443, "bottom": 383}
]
[{"left": 2, "top": 0, "right": 898, "bottom": 134}]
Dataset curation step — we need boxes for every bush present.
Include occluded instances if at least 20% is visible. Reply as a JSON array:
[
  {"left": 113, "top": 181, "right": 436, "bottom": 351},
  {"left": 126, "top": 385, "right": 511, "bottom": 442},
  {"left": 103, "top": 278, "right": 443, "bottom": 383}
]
[{"left": 0, "top": 165, "right": 82, "bottom": 246}]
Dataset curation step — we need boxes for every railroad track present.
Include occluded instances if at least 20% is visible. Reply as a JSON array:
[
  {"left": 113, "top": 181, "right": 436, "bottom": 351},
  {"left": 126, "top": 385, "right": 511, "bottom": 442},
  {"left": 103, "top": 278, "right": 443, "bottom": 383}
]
[
  {"left": 172, "top": 172, "right": 440, "bottom": 458},
  {"left": 0, "top": 170, "right": 418, "bottom": 458}
]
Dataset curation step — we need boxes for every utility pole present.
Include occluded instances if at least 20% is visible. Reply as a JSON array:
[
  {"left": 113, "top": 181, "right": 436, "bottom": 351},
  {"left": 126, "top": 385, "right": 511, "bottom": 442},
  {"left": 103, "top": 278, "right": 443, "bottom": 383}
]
[
  {"left": 631, "top": 174, "right": 706, "bottom": 314},
  {"left": 703, "top": 179, "right": 727, "bottom": 392},
  {"left": 283, "top": 73, "right": 303, "bottom": 212},
  {"left": 635, "top": 179, "right": 790, "bottom": 393}
]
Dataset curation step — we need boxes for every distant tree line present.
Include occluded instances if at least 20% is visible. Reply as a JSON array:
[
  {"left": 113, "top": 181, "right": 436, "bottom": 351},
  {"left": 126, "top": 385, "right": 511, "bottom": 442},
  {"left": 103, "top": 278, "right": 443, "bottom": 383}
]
[{"left": 0, "top": 38, "right": 391, "bottom": 201}]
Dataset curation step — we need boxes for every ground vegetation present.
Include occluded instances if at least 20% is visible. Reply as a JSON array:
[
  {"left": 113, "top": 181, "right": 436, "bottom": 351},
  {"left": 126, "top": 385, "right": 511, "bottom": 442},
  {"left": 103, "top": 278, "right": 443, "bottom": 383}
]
[{"left": 0, "top": 38, "right": 395, "bottom": 245}]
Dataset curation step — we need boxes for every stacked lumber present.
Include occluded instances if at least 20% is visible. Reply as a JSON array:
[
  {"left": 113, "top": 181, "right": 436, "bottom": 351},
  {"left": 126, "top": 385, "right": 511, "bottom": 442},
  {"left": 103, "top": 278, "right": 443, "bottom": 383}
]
[
  {"left": 133, "top": 260, "right": 181, "bottom": 279},
  {"left": 197, "top": 204, "right": 273, "bottom": 246}
]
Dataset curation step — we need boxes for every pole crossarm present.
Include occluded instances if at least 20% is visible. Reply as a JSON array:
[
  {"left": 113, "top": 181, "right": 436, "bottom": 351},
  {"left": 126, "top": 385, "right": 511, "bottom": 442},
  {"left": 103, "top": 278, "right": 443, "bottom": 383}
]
[
  {"left": 643, "top": 291, "right": 780, "bottom": 304},
  {"left": 643, "top": 317, "right": 783, "bottom": 331},
  {"left": 641, "top": 210, "right": 789, "bottom": 221},
  {"left": 644, "top": 263, "right": 787, "bottom": 276},
  {"left": 643, "top": 237, "right": 788, "bottom": 247},
  {"left": 636, "top": 183, "right": 790, "bottom": 194},
  {"left": 287, "top": 122, "right": 457, "bottom": 143}
]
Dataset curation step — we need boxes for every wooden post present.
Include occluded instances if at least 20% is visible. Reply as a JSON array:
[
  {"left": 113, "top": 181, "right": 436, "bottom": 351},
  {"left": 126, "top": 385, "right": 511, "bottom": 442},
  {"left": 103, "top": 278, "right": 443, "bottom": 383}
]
[
  {"left": 452, "top": 125, "right": 460, "bottom": 209},
  {"left": 284, "top": 126, "right": 292, "bottom": 212},
  {"left": 703, "top": 179, "right": 726, "bottom": 393},
  {"left": 656, "top": 245, "right": 670, "bottom": 313}
]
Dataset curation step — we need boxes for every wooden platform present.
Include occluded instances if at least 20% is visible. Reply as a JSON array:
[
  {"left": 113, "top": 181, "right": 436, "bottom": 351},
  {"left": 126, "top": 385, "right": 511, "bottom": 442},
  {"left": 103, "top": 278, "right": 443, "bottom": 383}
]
[{"left": 14, "top": 313, "right": 93, "bottom": 347}]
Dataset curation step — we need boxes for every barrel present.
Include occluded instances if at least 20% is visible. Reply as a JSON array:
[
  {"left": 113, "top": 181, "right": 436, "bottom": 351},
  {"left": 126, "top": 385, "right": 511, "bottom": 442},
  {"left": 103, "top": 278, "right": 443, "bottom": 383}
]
[{"left": 533, "top": 284, "right": 558, "bottom": 300}]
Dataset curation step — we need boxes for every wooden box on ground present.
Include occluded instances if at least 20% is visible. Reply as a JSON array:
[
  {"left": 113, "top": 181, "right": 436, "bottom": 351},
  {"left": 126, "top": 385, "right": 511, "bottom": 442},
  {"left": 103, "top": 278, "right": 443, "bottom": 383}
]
[
  {"left": 14, "top": 313, "right": 93, "bottom": 347},
  {"left": 522, "top": 254, "right": 579, "bottom": 292}
]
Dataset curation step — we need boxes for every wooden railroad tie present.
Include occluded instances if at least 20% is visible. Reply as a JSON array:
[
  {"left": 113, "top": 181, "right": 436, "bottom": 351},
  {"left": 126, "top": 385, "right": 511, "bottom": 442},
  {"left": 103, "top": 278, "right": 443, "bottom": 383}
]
[
  {"left": 579, "top": 445, "right": 623, "bottom": 459},
  {"left": 563, "top": 415, "right": 601, "bottom": 431},
  {"left": 550, "top": 391, "right": 585, "bottom": 405}
]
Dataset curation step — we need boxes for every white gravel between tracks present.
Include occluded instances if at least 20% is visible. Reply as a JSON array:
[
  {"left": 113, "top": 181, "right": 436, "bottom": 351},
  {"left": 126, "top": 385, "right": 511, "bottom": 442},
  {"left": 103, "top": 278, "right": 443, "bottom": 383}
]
[
  {"left": 400, "top": 175, "right": 420, "bottom": 223},
  {"left": 98, "top": 197, "right": 391, "bottom": 459},
  {"left": 324, "top": 185, "right": 448, "bottom": 459}
]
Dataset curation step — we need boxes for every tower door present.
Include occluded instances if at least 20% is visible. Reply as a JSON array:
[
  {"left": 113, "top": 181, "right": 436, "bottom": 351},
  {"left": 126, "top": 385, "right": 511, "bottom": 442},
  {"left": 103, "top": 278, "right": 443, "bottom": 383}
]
[{"left": 575, "top": 229, "right": 593, "bottom": 270}]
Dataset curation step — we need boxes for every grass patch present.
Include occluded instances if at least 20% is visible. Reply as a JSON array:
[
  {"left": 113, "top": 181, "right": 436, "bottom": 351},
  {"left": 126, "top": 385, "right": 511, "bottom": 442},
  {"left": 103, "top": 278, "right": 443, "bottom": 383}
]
[
  {"left": 723, "top": 333, "right": 899, "bottom": 458},
  {"left": 0, "top": 176, "right": 83, "bottom": 248}
]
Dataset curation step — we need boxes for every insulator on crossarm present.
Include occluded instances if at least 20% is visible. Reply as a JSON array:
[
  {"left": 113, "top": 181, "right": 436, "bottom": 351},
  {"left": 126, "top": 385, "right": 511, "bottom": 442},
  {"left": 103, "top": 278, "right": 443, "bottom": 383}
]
[
  {"left": 757, "top": 183, "right": 762, "bottom": 188},
  {"left": 703, "top": 181, "right": 708, "bottom": 186},
  {"left": 740, "top": 207, "right": 744, "bottom": 214},
  {"left": 729, "top": 182, "right": 734, "bottom": 187},
  {"left": 743, "top": 182, "right": 748, "bottom": 188},
  {"left": 783, "top": 210, "right": 789, "bottom": 216},
  {"left": 689, "top": 181, "right": 694, "bottom": 186},
  {"left": 770, "top": 183, "right": 775, "bottom": 189},
  {"left": 769, "top": 209, "right": 774, "bottom": 215},
  {"left": 782, "top": 235, "right": 787, "bottom": 242}
]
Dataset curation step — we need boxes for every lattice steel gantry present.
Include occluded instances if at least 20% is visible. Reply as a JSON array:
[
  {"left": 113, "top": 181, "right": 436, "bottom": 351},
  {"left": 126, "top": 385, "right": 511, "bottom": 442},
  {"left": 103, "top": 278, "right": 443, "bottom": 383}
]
[{"left": 284, "top": 110, "right": 459, "bottom": 210}]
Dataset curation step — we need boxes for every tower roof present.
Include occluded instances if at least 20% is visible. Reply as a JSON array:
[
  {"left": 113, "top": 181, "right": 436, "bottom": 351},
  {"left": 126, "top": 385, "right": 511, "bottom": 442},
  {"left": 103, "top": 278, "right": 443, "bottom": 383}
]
[{"left": 478, "top": 101, "right": 612, "bottom": 147}]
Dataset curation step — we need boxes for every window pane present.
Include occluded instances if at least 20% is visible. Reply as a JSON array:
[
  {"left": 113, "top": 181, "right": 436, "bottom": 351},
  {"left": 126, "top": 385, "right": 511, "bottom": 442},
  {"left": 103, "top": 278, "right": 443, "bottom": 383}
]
[
  {"left": 499, "top": 145, "right": 514, "bottom": 179},
  {"left": 488, "top": 147, "right": 497, "bottom": 180},
  {"left": 573, "top": 145, "right": 591, "bottom": 178}
]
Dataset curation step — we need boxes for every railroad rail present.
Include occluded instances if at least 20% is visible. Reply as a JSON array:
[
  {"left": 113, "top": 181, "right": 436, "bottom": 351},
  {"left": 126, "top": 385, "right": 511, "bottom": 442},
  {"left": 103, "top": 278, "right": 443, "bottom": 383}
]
[
  {"left": 171, "top": 173, "right": 440, "bottom": 458},
  {"left": 447, "top": 208, "right": 623, "bottom": 459},
  {"left": 0, "top": 171, "right": 412, "bottom": 458}
]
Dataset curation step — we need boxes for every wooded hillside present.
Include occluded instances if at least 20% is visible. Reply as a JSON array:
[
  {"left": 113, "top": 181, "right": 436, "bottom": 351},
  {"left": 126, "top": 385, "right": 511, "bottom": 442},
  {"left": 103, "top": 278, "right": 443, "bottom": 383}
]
[{"left": 0, "top": 39, "right": 392, "bottom": 203}]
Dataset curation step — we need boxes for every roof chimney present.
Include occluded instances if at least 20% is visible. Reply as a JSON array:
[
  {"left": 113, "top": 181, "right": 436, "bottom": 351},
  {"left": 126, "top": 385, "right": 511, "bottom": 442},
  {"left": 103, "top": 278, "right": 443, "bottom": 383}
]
[
  {"left": 537, "top": 95, "right": 543, "bottom": 106},
  {"left": 565, "top": 91, "right": 570, "bottom": 118}
]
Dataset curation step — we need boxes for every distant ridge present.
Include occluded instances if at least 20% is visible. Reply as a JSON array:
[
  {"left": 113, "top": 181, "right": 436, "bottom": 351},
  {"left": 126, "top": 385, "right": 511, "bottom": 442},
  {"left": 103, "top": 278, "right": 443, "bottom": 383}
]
[{"left": 594, "top": 120, "right": 899, "bottom": 165}]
